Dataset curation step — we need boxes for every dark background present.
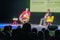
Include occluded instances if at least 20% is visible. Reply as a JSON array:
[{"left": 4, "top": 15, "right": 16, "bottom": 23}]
[{"left": 0, "top": 0, "right": 60, "bottom": 25}]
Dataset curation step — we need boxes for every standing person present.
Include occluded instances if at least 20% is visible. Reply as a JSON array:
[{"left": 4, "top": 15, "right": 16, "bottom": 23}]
[{"left": 19, "top": 8, "right": 31, "bottom": 24}]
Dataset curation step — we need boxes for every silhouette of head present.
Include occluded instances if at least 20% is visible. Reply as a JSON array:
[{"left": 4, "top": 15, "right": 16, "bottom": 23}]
[
  {"left": 31, "top": 28, "right": 37, "bottom": 33},
  {"left": 22, "top": 23, "right": 31, "bottom": 32}
]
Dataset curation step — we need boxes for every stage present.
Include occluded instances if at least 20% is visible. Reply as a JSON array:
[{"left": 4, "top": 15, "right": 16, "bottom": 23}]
[{"left": 0, "top": 23, "right": 60, "bottom": 31}]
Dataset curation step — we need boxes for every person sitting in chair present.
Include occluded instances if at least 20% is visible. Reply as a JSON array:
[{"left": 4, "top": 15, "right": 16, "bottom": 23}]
[
  {"left": 19, "top": 8, "right": 31, "bottom": 24},
  {"left": 39, "top": 9, "right": 53, "bottom": 26}
]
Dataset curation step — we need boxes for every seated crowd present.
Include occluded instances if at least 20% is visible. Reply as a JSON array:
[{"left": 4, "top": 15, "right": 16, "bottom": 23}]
[{"left": 0, "top": 23, "right": 60, "bottom": 40}]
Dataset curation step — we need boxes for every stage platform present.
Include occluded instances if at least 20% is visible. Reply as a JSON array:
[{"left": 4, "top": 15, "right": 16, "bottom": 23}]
[{"left": 0, "top": 23, "right": 60, "bottom": 31}]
